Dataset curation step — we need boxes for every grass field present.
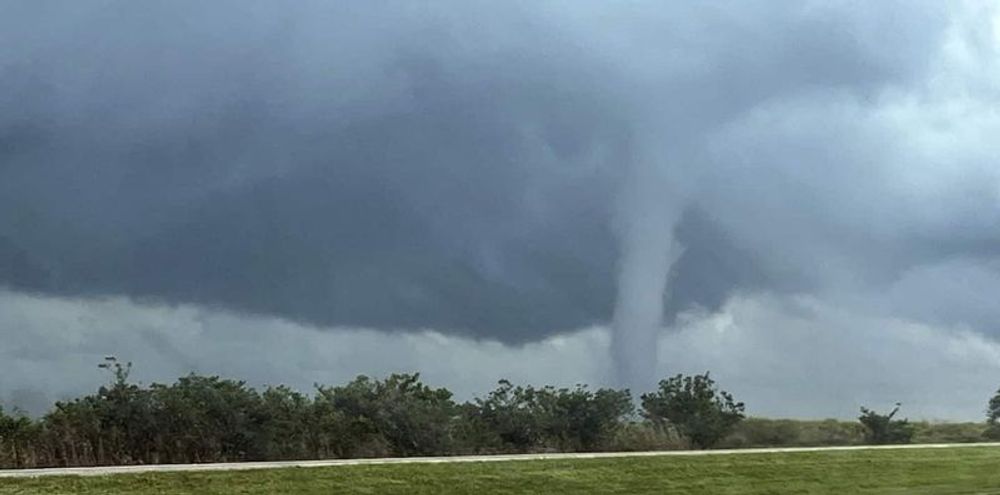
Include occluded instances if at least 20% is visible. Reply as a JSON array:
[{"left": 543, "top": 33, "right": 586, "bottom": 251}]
[{"left": 3, "top": 447, "right": 1000, "bottom": 494}]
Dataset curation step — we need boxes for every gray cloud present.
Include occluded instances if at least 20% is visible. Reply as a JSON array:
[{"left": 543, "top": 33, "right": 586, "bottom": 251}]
[{"left": 1, "top": 1, "right": 999, "bottom": 355}]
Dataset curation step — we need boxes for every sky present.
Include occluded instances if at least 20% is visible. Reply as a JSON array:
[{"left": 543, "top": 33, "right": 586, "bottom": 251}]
[{"left": 2, "top": 1, "right": 1000, "bottom": 420}]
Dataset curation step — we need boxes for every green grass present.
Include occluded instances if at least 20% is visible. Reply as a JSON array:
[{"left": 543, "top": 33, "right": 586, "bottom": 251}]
[{"left": 3, "top": 447, "right": 1000, "bottom": 494}]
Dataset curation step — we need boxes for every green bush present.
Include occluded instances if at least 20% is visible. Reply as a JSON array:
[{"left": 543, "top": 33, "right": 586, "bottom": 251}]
[
  {"left": 986, "top": 387, "right": 1000, "bottom": 441},
  {"left": 641, "top": 373, "right": 745, "bottom": 449},
  {"left": 461, "top": 380, "right": 633, "bottom": 453},
  {"left": 859, "top": 404, "right": 914, "bottom": 445}
]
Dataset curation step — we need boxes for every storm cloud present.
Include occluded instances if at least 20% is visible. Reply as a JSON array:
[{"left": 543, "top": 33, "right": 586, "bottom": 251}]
[{"left": 2, "top": 1, "right": 1000, "bottom": 414}]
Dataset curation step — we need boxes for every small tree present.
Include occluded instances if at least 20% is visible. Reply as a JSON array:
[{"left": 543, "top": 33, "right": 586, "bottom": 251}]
[
  {"left": 640, "top": 372, "right": 745, "bottom": 449},
  {"left": 858, "top": 403, "right": 914, "bottom": 445},
  {"left": 258, "top": 385, "right": 311, "bottom": 460},
  {"left": 985, "top": 388, "right": 1000, "bottom": 440},
  {"left": 0, "top": 407, "right": 35, "bottom": 468},
  {"left": 464, "top": 380, "right": 546, "bottom": 452},
  {"left": 314, "top": 373, "right": 456, "bottom": 458},
  {"left": 461, "top": 380, "right": 632, "bottom": 453},
  {"left": 545, "top": 386, "right": 633, "bottom": 451}
]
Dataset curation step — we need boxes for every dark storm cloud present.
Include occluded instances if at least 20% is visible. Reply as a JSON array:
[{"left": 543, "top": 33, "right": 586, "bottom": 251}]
[
  {"left": 0, "top": 0, "right": 631, "bottom": 340},
  {"left": 2, "top": 1, "right": 998, "bottom": 343}
]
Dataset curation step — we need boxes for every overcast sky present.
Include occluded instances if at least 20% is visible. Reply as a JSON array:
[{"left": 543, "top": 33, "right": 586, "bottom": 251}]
[{"left": 2, "top": 1, "right": 1000, "bottom": 420}]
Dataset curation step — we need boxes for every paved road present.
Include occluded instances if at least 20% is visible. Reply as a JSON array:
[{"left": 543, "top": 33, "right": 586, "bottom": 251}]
[{"left": 3, "top": 442, "right": 1000, "bottom": 478}]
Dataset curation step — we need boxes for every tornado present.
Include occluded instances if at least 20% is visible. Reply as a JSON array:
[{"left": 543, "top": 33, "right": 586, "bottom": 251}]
[{"left": 611, "top": 145, "right": 685, "bottom": 394}]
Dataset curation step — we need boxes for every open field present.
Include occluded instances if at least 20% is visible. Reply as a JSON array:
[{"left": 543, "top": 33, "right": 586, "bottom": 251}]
[{"left": 3, "top": 445, "right": 1000, "bottom": 494}]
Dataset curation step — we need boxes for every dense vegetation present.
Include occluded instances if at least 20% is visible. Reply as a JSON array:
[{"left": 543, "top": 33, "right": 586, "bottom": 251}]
[
  {"left": 640, "top": 373, "right": 745, "bottom": 449},
  {"left": 0, "top": 358, "right": 643, "bottom": 469},
  {"left": 0, "top": 359, "right": 996, "bottom": 470},
  {"left": 5, "top": 447, "right": 1000, "bottom": 494}
]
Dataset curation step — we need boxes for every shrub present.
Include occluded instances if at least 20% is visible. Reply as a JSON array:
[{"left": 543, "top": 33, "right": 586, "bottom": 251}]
[
  {"left": 463, "top": 380, "right": 633, "bottom": 453},
  {"left": 986, "top": 387, "right": 1000, "bottom": 441},
  {"left": 640, "top": 372, "right": 745, "bottom": 449},
  {"left": 858, "top": 404, "right": 914, "bottom": 445}
]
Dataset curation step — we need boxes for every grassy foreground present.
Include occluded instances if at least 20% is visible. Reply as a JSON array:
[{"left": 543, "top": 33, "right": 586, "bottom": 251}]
[{"left": 3, "top": 447, "right": 1000, "bottom": 494}]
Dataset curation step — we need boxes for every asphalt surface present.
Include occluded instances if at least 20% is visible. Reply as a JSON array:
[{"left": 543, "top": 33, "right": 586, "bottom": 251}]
[{"left": 3, "top": 442, "right": 1000, "bottom": 478}]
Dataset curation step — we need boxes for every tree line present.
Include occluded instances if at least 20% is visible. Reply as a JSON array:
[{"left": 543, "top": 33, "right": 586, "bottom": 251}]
[
  {"left": 1, "top": 357, "right": 997, "bottom": 469},
  {"left": 0, "top": 359, "right": 738, "bottom": 469}
]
